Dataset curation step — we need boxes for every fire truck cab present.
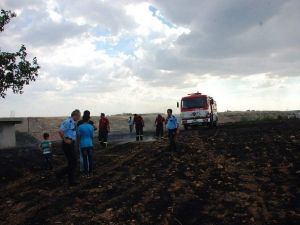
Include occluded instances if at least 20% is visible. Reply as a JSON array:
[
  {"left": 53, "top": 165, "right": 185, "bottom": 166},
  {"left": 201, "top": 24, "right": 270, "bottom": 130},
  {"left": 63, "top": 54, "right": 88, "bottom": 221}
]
[{"left": 177, "top": 92, "right": 218, "bottom": 130}]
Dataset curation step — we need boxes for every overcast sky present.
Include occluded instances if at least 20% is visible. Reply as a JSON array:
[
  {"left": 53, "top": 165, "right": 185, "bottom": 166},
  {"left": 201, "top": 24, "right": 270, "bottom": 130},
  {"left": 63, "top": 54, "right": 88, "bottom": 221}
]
[{"left": 1, "top": 0, "right": 300, "bottom": 117}]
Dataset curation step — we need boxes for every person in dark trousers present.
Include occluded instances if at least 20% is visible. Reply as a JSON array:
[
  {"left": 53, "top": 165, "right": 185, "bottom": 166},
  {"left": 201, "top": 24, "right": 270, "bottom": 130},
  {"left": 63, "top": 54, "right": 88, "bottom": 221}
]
[
  {"left": 98, "top": 113, "right": 110, "bottom": 148},
  {"left": 134, "top": 114, "right": 144, "bottom": 141},
  {"left": 166, "top": 109, "right": 179, "bottom": 151},
  {"left": 155, "top": 114, "right": 165, "bottom": 139},
  {"left": 40, "top": 132, "right": 53, "bottom": 170},
  {"left": 77, "top": 110, "right": 96, "bottom": 172},
  {"left": 128, "top": 116, "right": 134, "bottom": 133},
  {"left": 78, "top": 114, "right": 94, "bottom": 177},
  {"left": 57, "top": 109, "right": 81, "bottom": 186}
]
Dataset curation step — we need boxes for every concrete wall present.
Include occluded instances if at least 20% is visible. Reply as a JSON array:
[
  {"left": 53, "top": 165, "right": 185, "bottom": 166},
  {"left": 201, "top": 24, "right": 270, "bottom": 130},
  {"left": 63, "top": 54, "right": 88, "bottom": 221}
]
[
  {"left": 0, "top": 123, "right": 16, "bottom": 148},
  {"left": 13, "top": 116, "right": 159, "bottom": 141}
]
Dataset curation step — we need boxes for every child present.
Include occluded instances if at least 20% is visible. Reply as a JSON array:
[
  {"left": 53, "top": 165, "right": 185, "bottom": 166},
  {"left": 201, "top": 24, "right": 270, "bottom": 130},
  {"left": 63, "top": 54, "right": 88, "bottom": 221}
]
[{"left": 40, "top": 132, "right": 53, "bottom": 170}]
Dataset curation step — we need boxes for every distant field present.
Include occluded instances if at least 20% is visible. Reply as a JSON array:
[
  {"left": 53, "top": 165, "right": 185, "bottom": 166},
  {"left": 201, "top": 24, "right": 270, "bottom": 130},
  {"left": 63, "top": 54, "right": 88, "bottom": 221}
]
[
  {"left": 3, "top": 110, "right": 299, "bottom": 143},
  {"left": 217, "top": 110, "right": 300, "bottom": 123}
]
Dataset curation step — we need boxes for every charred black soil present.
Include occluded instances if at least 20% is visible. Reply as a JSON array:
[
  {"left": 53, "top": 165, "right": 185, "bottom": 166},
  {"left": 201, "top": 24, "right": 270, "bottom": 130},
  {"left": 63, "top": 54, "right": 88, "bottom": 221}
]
[{"left": 0, "top": 120, "right": 299, "bottom": 225}]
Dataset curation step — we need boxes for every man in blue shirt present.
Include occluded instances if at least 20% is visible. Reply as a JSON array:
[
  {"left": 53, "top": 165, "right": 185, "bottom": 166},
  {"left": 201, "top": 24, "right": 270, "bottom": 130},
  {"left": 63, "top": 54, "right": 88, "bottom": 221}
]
[
  {"left": 57, "top": 109, "right": 81, "bottom": 186},
  {"left": 77, "top": 110, "right": 97, "bottom": 172},
  {"left": 78, "top": 114, "right": 94, "bottom": 177},
  {"left": 166, "top": 109, "right": 179, "bottom": 151}
]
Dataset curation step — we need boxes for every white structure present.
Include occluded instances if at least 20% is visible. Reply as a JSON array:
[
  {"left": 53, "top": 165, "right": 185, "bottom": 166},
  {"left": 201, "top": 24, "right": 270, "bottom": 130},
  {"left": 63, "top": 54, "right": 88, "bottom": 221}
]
[
  {"left": 0, "top": 118, "right": 22, "bottom": 149},
  {"left": 288, "top": 112, "right": 300, "bottom": 119}
]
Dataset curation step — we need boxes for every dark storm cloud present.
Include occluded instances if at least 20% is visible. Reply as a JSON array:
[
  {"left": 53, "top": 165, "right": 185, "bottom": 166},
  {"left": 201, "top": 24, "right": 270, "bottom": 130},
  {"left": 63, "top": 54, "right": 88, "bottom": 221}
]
[
  {"left": 148, "top": 0, "right": 300, "bottom": 80},
  {"left": 153, "top": 0, "right": 284, "bottom": 27}
]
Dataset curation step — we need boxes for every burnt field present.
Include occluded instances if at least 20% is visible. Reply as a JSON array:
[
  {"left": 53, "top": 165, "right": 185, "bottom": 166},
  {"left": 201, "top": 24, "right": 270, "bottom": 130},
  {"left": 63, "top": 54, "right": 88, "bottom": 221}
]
[{"left": 0, "top": 120, "right": 299, "bottom": 225}]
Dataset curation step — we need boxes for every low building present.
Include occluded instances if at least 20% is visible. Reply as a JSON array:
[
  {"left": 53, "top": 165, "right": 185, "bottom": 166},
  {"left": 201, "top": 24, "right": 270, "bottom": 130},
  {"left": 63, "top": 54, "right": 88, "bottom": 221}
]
[{"left": 0, "top": 118, "right": 23, "bottom": 149}]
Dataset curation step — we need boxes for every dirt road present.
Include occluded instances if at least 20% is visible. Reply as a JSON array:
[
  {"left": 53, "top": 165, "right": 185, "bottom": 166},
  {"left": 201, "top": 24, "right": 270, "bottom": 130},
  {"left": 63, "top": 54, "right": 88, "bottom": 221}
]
[{"left": 0, "top": 120, "right": 299, "bottom": 225}]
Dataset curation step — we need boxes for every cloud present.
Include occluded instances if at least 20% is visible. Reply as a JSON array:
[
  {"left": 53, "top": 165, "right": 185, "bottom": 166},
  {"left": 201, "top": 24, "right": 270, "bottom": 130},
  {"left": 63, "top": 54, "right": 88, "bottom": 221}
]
[
  {"left": 60, "top": 0, "right": 137, "bottom": 34},
  {"left": 0, "top": 0, "right": 41, "bottom": 10},
  {"left": 152, "top": 0, "right": 300, "bottom": 77},
  {"left": 0, "top": 0, "right": 300, "bottom": 116},
  {"left": 22, "top": 16, "right": 88, "bottom": 47}
]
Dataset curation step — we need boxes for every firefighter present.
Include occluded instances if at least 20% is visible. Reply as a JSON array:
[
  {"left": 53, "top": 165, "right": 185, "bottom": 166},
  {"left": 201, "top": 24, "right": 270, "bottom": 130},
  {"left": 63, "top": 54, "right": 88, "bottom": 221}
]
[
  {"left": 166, "top": 109, "right": 179, "bottom": 151},
  {"left": 155, "top": 114, "right": 165, "bottom": 139},
  {"left": 133, "top": 114, "right": 144, "bottom": 141},
  {"left": 98, "top": 113, "right": 110, "bottom": 148}
]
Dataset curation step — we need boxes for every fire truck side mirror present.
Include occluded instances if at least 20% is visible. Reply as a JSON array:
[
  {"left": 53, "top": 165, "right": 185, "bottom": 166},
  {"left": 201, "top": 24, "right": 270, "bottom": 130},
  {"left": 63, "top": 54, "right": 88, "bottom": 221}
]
[{"left": 177, "top": 102, "right": 179, "bottom": 108}]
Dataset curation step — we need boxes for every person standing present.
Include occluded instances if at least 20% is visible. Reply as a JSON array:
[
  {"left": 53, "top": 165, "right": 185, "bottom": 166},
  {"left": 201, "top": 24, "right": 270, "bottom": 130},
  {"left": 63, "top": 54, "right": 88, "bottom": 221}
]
[
  {"left": 78, "top": 114, "right": 94, "bottom": 177},
  {"left": 128, "top": 116, "right": 134, "bottom": 133},
  {"left": 134, "top": 114, "right": 144, "bottom": 141},
  {"left": 166, "top": 109, "right": 179, "bottom": 151},
  {"left": 98, "top": 113, "right": 110, "bottom": 148},
  {"left": 57, "top": 109, "right": 81, "bottom": 186},
  {"left": 77, "top": 110, "right": 96, "bottom": 172},
  {"left": 39, "top": 132, "right": 53, "bottom": 170},
  {"left": 155, "top": 114, "right": 165, "bottom": 139}
]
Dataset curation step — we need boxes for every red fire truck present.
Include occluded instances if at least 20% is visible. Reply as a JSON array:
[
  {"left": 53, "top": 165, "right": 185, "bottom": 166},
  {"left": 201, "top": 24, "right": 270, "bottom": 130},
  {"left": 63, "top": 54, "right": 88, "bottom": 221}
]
[{"left": 177, "top": 92, "right": 218, "bottom": 130}]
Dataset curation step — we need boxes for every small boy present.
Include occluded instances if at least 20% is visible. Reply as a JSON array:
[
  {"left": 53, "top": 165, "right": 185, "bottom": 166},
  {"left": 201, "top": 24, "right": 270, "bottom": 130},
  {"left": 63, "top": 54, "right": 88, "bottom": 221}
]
[{"left": 40, "top": 132, "right": 53, "bottom": 170}]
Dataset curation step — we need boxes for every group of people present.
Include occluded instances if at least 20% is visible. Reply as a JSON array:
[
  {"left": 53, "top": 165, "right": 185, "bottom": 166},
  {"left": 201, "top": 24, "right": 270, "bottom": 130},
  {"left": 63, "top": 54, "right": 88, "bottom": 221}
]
[
  {"left": 39, "top": 109, "right": 179, "bottom": 186},
  {"left": 128, "top": 109, "right": 179, "bottom": 146},
  {"left": 39, "top": 110, "right": 111, "bottom": 186}
]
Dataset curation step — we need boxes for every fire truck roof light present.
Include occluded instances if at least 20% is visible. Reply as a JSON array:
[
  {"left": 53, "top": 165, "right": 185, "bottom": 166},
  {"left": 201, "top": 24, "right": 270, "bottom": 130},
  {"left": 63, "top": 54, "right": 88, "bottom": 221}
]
[{"left": 188, "top": 92, "right": 202, "bottom": 96}]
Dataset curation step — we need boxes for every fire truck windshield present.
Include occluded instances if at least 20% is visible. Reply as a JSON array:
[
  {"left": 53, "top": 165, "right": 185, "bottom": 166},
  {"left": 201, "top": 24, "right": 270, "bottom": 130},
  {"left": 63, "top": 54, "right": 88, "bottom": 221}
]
[{"left": 182, "top": 97, "right": 207, "bottom": 109}]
